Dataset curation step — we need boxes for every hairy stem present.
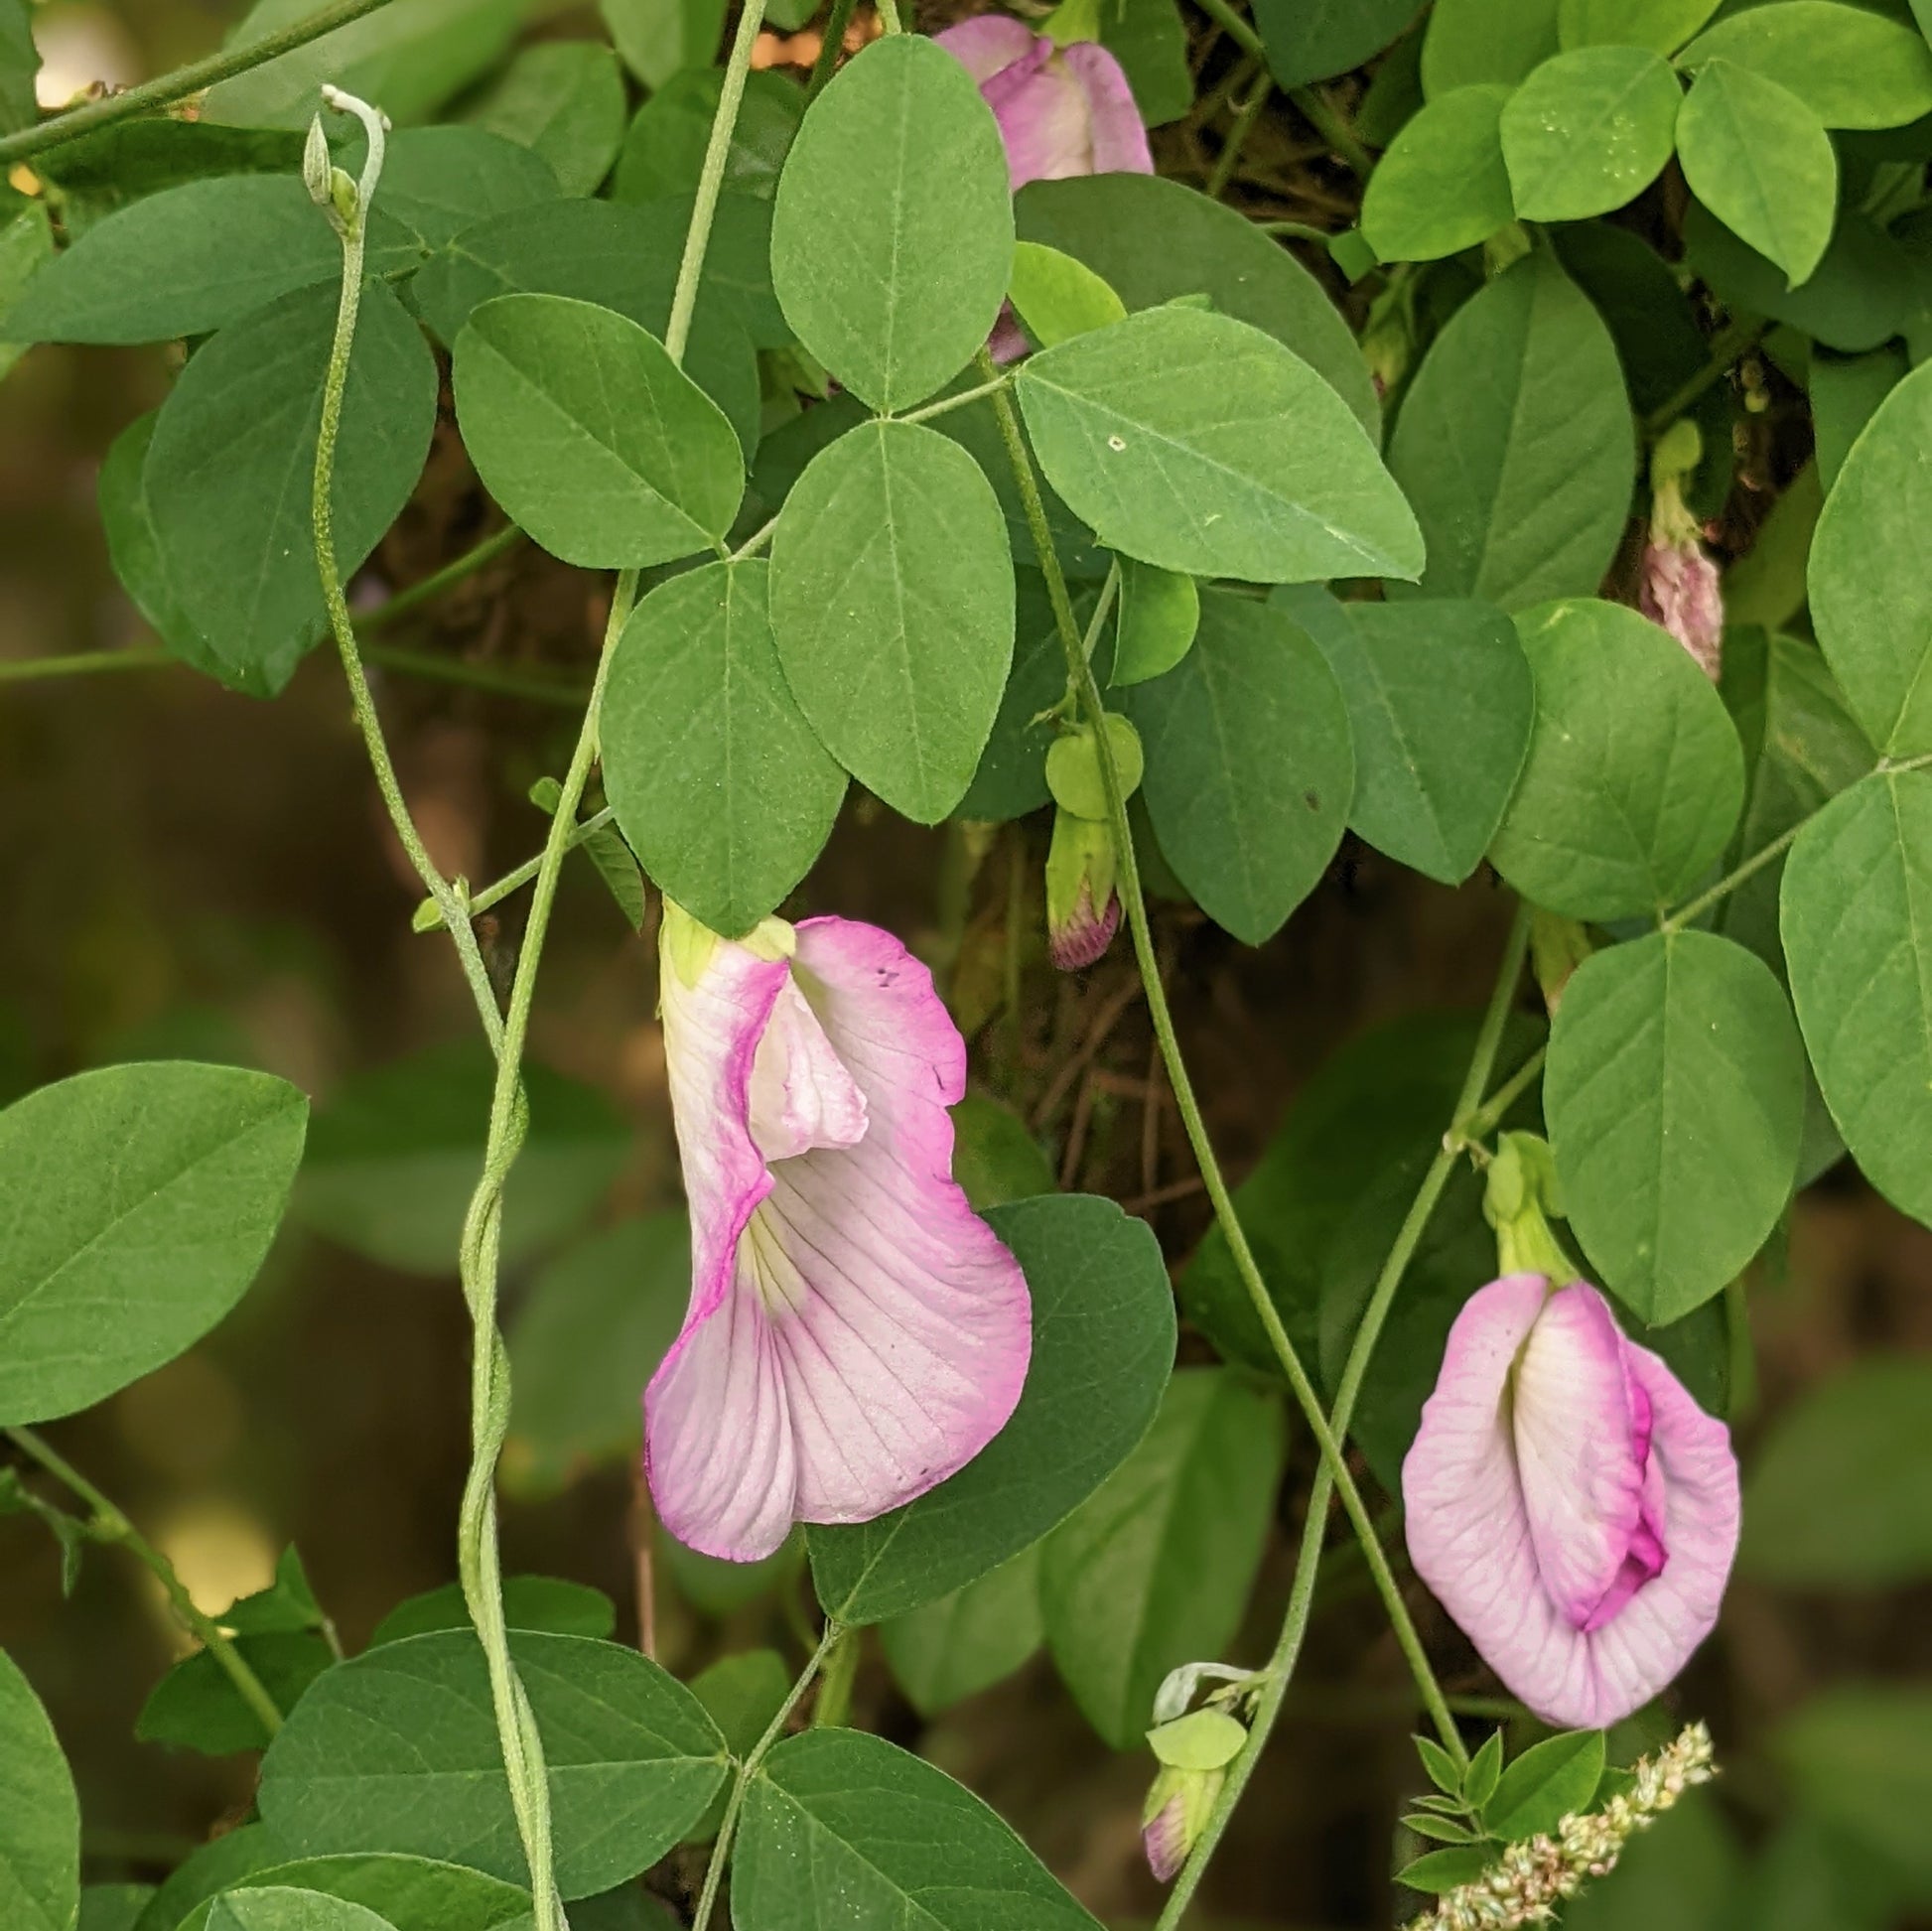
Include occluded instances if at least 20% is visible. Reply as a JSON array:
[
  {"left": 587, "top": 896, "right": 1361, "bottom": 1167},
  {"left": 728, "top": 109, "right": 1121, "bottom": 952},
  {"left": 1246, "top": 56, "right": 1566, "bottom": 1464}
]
[
  {"left": 362, "top": 524, "right": 523, "bottom": 632},
  {"left": 977, "top": 356, "right": 1464, "bottom": 1759},
  {"left": 412, "top": 808, "right": 621, "bottom": 934},
  {"left": 693, "top": 1623, "right": 842, "bottom": 1931},
  {"left": 5, "top": 1428, "right": 285, "bottom": 1739},
  {"left": 1155, "top": 904, "right": 1533, "bottom": 1927},
  {"left": 0, "top": 0, "right": 401, "bottom": 166}
]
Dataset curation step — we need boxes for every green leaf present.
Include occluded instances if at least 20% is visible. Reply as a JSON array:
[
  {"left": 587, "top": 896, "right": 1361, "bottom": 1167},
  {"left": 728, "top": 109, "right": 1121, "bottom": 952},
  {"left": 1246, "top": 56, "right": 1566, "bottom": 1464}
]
[
  {"left": 1464, "top": 1729, "right": 1504, "bottom": 1809},
  {"left": 369, "top": 1578, "right": 617, "bottom": 1648},
  {"left": 2, "top": 174, "right": 366, "bottom": 345},
  {"left": 505, "top": 1215, "right": 690, "bottom": 1497},
  {"left": 1387, "top": 252, "right": 1634, "bottom": 610},
  {"left": 1810, "top": 360, "right": 1932, "bottom": 757},
  {"left": 294, "top": 1039, "right": 624, "bottom": 1276},
  {"left": 1811, "top": 346, "right": 1904, "bottom": 496},
  {"left": 1684, "top": 202, "right": 1909, "bottom": 355},
  {"left": 1040, "top": 1368, "right": 1287, "bottom": 1750},
  {"left": 1499, "top": 47, "right": 1681, "bottom": 220},
  {"left": 1557, "top": 0, "right": 1717, "bottom": 55},
  {"left": 1117, "top": 590, "right": 1353, "bottom": 945},
  {"left": 0, "top": 0, "right": 39, "bottom": 136},
  {"left": 1015, "top": 172, "right": 1378, "bottom": 436},
  {"left": 949, "top": 1097, "right": 1055, "bottom": 1213},
  {"left": 257, "top": 1633, "right": 728, "bottom": 1899},
  {"left": 1740, "top": 1358, "right": 1932, "bottom": 1588},
  {"left": 205, "top": 1892, "right": 395, "bottom": 1931},
  {"left": 1045, "top": 715, "right": 1144, "bottom": 820},
  {"left": 1546, "top": 930, "right": 1805, "bottom": 1323},
  {"left": 1252, "top": 0, "right": 1422, "bottom": 86},
  {"left": 614, "top": 69, "right": 800, "bottom": 205},
  {"left": 1677, "top": 63, "right": 1836, "bottom": 289},
  {"left": 1360, "top": 85, "right": 1514, "bottom": 262},
  {"left": 690, "top": 1650, "right": 790, "bottom": 1759},
  {"left": 879, "top": 1546, "right": 1044, "bottom": 1718},
  {"left": 175, "top": 1858, "right": 528, "bottom": 1931},
  {"left": 145, "top": 278, "right": 436, "bottom": 680},
  {"left": 1488, "top": 599, "right": 1744, "bottom": 921},
  {"left": 768, "top": 418, "right": 1014, "bottom": 824},
  {"left": 1678, "top": 2, "right": 1932, "bottom": 131},
  {"left": 1008, "top": 241, "right": 1126, "bottom": 350},
  {"left": 31, "top": 121, "right": 303, "bottom": 233},
  {"left": 99, "top": 413, "right": 307, "bottom": 700},
  {"left": 1482, "top": 1729, "right": 1606, "bottom": 1842},
  {"left": 1398, "top": 1845, "right": 1494, "bottom": 1893},
  {"left": 1421, "top": 0, "right": 1560, "bottom": 95},
  {"left": 807, "top": 1194, "right": 1175, "bottom": 1624},
  {"left": 1100, "top": 0, "right": 1193, "bottom": 125},
  {"left": 453, "top": 292, "right": 742, "bottom": 571},
  {"left": 0, "top": 196, "right": 50, "bottom": 379},
  {"left": 603, "top": 558, "right": 844, "bottom": 934},
  {"left": 202, "top": 0, "right": 523, "bottom": 129},
  {"left": 131, "top": 1825, "right": 283, "bottom": 1931},
  {"left": 0, "top": 1650, "right": 78, "bottom": 1931},
  {"left": 735, "top": 1729, "right": 1101, "bottom": 1930},
  {"left": 770, "top": 35, "right": 1013, "bottom": 411},
  {"left": 1725, "top": 463, "right": 1823, "bottom": 634},
  {"left": 137, "top": 1633, "right": 334, "bottom": 1756},
  {"left": 463, "top": 42, "right": 628, "bottom": 198},
  {"left": 221, "top": 1549, "right": 327, "bottom": 1637},
  {"left": 1714, "top": 629, "right": 1873, "bottom": 972},
  {"left": 79, "top": 1887, "right": 157, "bottom": 1931},
  {"left": 413, "top": 198, "right": 765, "bottom": 448},
  {"left": 1017, "top": 305, "right": 1422, "bottom": 586},
  {"left": 0, "top": 1062, "right": 307, "bottom": 1426},
  {"left": 1297, "top": 592, "right": 1534, "bottom": 886},
  {"left": 1774, "top": 1686, "right": 1932, "bottom": 1891},
  {"left": 1112, "top": 558, "right": 1199, "bottom": 688},
  {"left": 1781, "top": 769, "right": 1932, "bottom": 1229},
  {"left": 373, "top": 127, "right": 560, "bottom": 253},
  {"left": 601, "top": 0, "right": 726, "bottom": 89}
]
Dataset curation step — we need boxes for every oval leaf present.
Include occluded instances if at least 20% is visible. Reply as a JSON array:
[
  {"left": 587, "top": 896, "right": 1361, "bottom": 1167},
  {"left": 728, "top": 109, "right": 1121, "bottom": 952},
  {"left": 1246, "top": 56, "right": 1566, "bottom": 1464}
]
[
  {"left": 1547, "top": 930, "right": 1806, "bottom": 1323},
  {"left": 1017, "top": 305, "right": 1422, "bottom": 585},
  {"left": 735, "top": 1729, "right": 1101, "bottom": 1930},
  {"left": 1499, "top": 46, "right": 1681, "bottom": 221},
  {"left": 807, "top": 1194, "right": 1176, "bottom": 1624},
  {"left": 1387, "top": 252, "right": 1633, "bottom": 611},
  {"left": 1781, "top": 768, "right": 1932, "bottom": 1229},
  {"left": 768, "top": 418, "right": 1014, "bottom": 824},
  {"left": 145, "top": 279, "right": 437, "bottom": 680},
  {"left": 1040, "top": 1368, "right": 1288, "bottom": 1750},
  {"left": 769, "top": 34, "right": 1013, "bottom": 409},
  {"left": 604, "top": 558, "right": 845, "bottom": 936},
  {"left": 0, "top": 1062, "right": 308, "bottom": 1426},
  {"left": 1361, "top": 86, "right": 1515, "bottom": 263},
  {"left": 177, "top": 1857, "right": 527, "bottom": 1931},
  {"left": 255, "top": 1633, "right": 728, "bottom": 1898},
  {"left": 1488, "top": 599, "right": 1744, "bottom": 921},
  {"left": 878, "top": 1547, "right": 1044, "bottom": 1720},
  {"left": 1482, "top": 1729, "right": 1607, "bottom": 1842},
  {"left": 1118, "top": 590, "right": 1354, "bottom": 945},
  {"left": 205, "top": 1892, "right": 395, "bottom": 1931},
  {"left": 0, "top": 1650, "right": 77, "bottom": 1931},
  {"left": 453, "top": 292, "right": 742, "bottom": 569},
  {"left": 1678, "top": 1, "right": 1932, "bottom": 130}
]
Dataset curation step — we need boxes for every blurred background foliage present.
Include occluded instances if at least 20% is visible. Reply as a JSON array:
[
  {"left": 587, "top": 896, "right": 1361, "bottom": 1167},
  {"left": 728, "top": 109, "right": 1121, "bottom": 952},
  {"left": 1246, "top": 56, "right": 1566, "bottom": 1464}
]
[{"left": 3, "top": 1, "right": 1931, "bottom": 1927}]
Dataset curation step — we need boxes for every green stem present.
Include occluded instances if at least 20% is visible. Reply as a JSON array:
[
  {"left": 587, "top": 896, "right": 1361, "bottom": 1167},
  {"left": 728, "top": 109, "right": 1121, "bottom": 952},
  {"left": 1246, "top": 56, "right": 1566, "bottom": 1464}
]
[
  {"left": 807, "top": 0, "right": 860, "bottom": 99},
  {"left": 1461, "top": 1042, "right": 1545, "bottom": 1145},
  {"left": 875, "top": 0, "right": 904, "bottom": 34},
  {"left": 1643, "top": 318, "right": 1767, "bottom": 439},
  {"left": 977, "top": 355, "right": 1464, "bottom": 1760},
  {"left": 5, "top": 1428, "right": 285, "bottom": 1740},
  {"left": 1660, "top": 821, "right": 1802, "bottom": 933},
  {"left": 693, "top": 1624, "right": 841, "bottom": 1931},
  {"left": 0, "top": 647, "right": 174, "bottom": 684},
  {"left": 1288, "top": 83, "right": 1373, "bottom": 178},
  {"left": 1191, "top": 0, "right": 1264, "bottom": 59},
  {"left": 362, "top": 524, "right": 523, "bottom": 632},
  {"left": 898, "top": 371, "right": 1015, "bottom": 426},
  {"left": 1155, "top": 905, "right": 1532, "bottom": 1929},
  {"left": 362, "top": 642, "right": 584, "bottom": 707},
  {"left": 1207, "top": 77, "right": 1274, "bottom": 199},
  {"left": 412, "top": 807, "right": 620, "bottom": 934},
  {"left": 0, "top": 0, "right": 401, "bottom": 166}
]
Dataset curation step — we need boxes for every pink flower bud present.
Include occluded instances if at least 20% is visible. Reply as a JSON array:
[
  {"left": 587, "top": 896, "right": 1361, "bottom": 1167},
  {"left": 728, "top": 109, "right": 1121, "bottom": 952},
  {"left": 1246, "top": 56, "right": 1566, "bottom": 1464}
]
[
  {"left": 1044, "top": 808, "right": 1121, "bottom": 971},
  {"left": 935, "top": 15, "right": 1153, "bottom": 191},
  {"left": 1639, "top": 535, "right": 1725, "bottom": 681},
  {"left": 1141, "top": 1763, "right": 1226, "bottom": 1882}
]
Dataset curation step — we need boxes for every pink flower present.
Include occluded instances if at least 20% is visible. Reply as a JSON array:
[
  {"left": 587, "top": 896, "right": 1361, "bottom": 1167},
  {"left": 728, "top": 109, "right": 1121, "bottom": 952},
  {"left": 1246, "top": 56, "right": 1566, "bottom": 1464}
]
[
  {"left": 935, "top": 15, "right": 1153, "bottom": 191},
  {"left": 1402, "top": 1275, "right": 1739, "bottom": 1730},
  {"left": 1639, "top": 537, "right": 1725, "bottom": 681},
  {"left": 644, "top": 904, "right": 1033, "bottom": 1562}
]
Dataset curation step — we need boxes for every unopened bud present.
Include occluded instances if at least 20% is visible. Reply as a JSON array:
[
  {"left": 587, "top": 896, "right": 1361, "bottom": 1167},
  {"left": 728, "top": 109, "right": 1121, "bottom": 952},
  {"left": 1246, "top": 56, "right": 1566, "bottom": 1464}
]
[
  {"left": 1142, "top": 1709, "right": 1246, "bottom": 1883},
  {"left": 1482, "top": 1131, "right": 1578, "bottom": 1283},
  {"left": 303, "top": 114, "right": 332, "bottom": 207},
  {"left": 1044, "top": 807, "right": 1121, "bottom": 972},
  {"left": 1641, "top": 418, "right": 1724, "bottom": 680}
]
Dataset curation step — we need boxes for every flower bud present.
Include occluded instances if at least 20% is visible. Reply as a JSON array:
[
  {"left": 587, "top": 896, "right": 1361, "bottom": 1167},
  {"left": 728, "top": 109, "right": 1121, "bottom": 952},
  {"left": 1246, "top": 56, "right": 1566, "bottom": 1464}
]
[
  {"left": 303, "top": 114, "right": 332, "bottom": 207},
  {"left": 1044, "top": 808, "right": 1121, "bottom": 971},
  {"left": 1480, "top": 1132, "right": 1578, "bottom": 1282},
  {"left": 1641, "top": 418, "right": 1724, "bottom": 680},
  {"left": 1142, "top": 1708, "right": 1247, "bottom": 1882}
]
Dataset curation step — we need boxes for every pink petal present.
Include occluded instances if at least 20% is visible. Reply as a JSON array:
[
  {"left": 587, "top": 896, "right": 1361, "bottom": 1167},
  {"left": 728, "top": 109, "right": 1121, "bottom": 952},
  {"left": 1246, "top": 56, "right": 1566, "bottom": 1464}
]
[
  {"left": 645, "top": 916, "right": 1032, "bottom": 1562},
  {"left": 1061, "top": 43, "right": 1155, "bottom": 175},
  {"left": 1513, "top": 1284, "right": 1652, "bottom": 1632},
  {"left": 934, "top": 13, "right": 1037, "bottom": 84},
  {"left": 1403, "top": 1275, "right": 1740, "bottom": 1731},
  {"left": 984, "top": 50, "right": 1097, "bottom": 189}
]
